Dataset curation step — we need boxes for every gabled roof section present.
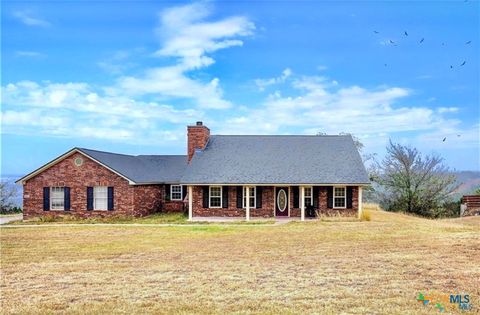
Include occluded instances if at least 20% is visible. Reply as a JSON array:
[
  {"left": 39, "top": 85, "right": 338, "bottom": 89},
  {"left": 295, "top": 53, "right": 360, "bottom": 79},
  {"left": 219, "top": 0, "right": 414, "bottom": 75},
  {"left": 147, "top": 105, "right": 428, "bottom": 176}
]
[
  {"left": 181, "top": 135, "right": 370, "bottom": 185},
  {"left": 16, "top": 148, "right": 187, "bottom": 185}
]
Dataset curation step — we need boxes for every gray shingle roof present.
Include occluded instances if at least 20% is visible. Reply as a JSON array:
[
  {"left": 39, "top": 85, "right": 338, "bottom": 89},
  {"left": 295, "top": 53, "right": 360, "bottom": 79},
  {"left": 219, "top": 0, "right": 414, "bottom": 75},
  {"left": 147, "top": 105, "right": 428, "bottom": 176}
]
[
  {"left": 181, "top": 135, "right": 370, "bottom": 184},
  {"left": 78, "top": 148, "right": 187, "bottom": 184}
]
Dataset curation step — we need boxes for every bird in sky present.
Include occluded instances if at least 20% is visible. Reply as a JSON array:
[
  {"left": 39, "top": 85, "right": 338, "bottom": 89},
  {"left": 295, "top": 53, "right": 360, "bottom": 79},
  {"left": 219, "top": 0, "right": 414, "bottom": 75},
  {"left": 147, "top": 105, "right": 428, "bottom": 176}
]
[
  {"left": 443, "top": 137, "right": 446, "bottom": 142},
  {"left": 374, "top": 30, "right": 379, "bottom": 34},
  {"left": 457, "top": 134, "right": 461, "bottom": 137},
  {"left": 389, "top": 40, "right": 395, "bottom": 44},
  {"left": 404, "top": 31, "right": 408, "bottom": 36},
  {"left": 450, "top": 65, "right": 453, "bottom": 69},
  {"left": 460, "top": 61, "right": 466, "bottom": 66},
  {"left": 384, "top": 63, "right": 387, "bottom": 67},
  {"left": 466, "top": 40, "right": 471, "bottom": 44},
  {"left": 420, "top": 38, "right": 424, "bottom": 43}
]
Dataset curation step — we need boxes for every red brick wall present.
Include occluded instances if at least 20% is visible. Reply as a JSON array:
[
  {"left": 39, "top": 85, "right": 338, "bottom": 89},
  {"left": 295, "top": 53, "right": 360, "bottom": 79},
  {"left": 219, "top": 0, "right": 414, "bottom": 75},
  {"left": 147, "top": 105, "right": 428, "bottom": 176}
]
[
  {"left": 191, "top": 186, "right": 274, "bottom": 217},
  {"left": 191, "top": 185, "right": 359, "bottom": 218},
  {"left": 22, "top": 152, "right": 132, "bottom": 218},
  {"left": 187, "top": 124, "right": 210, "bottom": 163},
  {"left": 133, "top": 185, "right": 163, "bottom": 215},
  {"left": 22, "top": 152, "right": 165, "bottom": 219}
]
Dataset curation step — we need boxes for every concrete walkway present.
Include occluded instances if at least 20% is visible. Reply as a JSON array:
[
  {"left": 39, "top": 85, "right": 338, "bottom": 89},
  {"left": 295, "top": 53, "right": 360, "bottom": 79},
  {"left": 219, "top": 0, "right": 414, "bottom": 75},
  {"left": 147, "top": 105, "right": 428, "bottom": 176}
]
[{"left": 0, "top": 214, "right": 23, "bottom": 225}]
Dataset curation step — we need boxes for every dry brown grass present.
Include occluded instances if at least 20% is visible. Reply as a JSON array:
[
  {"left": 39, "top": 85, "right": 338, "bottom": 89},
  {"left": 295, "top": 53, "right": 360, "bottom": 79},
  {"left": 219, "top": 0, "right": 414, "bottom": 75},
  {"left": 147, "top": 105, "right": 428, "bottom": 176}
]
[{"left": 1, "top": 210, "right": 479, "bottom": 314}]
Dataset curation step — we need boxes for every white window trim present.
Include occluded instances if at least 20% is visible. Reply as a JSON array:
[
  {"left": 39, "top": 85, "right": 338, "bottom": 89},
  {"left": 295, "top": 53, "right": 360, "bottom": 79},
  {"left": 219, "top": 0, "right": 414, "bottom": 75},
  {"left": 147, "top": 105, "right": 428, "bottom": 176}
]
[
  {"left": 209, "top": 186, "right": 222, "bottom": 208},
  {"left": 242, "top": 186, "right": 256, "bottom": 209},
  {"left": 170, "top": 185, "right": 183, "bottom": 201},
  {"left": 304, "top": 186, "right": 313, "bottom": 207},
  {"left": 333, "top": 186, "right": 347, "bottom": 209},
  {"left": 50, "top": 187, "right": 65, "bottom": 211},
  {"left": 94, "top": 186, "right": 108, "bottom": 211}
]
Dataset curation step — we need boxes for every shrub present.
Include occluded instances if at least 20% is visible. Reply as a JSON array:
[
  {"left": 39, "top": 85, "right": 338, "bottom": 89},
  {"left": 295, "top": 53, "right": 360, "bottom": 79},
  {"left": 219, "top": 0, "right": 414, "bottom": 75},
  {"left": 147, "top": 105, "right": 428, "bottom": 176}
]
[
  {"left": 360, "top": 209, "right": 371, "bottom": 221},
  {"left": 0, "top": 206, "right": 22, "bottom": 215}
]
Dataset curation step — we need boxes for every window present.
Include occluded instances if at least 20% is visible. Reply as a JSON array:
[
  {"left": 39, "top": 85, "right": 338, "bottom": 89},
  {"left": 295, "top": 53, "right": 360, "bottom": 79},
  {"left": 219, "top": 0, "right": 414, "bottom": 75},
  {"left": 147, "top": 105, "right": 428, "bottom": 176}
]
[
  {"left": 242, "top": 186, "right": 256, "bottom": 208},
  {"left": 171, "top": 185, "right": 183, "bottom": 201},
  {"left": 304, "top": 187, "right": 313, "bottom": 207},
  {"left": 333, "top": 187, "right": 346, "bottom": 208},
  {"left": 50, "top": 187, "right": 65, "bottom": 210},
  {"left": 209, "top": 186, "right": 222, "bottom": 208},
  {"left": 94, "top": 186, "right": 108, "bottom": 210}
]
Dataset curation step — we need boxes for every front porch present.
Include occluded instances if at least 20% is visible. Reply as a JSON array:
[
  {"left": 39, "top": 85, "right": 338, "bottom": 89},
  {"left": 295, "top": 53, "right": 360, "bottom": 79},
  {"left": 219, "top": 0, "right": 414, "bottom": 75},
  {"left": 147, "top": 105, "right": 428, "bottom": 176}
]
[{"left": 186, "top": 185, "right": 364, "bottom": 222}]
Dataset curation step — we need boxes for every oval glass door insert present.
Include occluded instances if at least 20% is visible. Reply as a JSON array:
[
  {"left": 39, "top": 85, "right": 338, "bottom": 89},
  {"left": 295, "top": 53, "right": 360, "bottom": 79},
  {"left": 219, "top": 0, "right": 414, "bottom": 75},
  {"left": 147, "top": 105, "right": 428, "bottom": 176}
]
[{"left": 277, "top": 189, "right": 287, "bottom": 212}]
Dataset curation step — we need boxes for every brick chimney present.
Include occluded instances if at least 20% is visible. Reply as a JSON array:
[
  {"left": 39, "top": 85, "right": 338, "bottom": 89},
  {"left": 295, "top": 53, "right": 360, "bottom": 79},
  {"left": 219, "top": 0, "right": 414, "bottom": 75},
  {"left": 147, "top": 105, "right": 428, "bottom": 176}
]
[{"left": 187, "top": 121, "right": 210, "bottom": 163}]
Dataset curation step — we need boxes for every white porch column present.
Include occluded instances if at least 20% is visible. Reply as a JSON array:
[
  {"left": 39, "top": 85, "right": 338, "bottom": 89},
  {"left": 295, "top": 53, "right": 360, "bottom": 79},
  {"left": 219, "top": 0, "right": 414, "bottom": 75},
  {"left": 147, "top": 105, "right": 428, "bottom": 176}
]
[
  {"left": 188, "top": 185, "right": 193, "bottom": 221},
  {"left": 300, "top": 186, "right": 305, "bottom": 221},
  {"left": 246, "top": 186, "right": 250, "bottom": 221},
  {"left": 358, "top": 186, "right": 363, "bottom": 219}
]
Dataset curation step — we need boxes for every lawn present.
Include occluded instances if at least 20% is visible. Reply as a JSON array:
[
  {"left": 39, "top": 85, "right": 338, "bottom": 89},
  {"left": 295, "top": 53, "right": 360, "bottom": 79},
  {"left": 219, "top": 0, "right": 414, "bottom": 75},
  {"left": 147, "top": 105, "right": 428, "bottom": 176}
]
[{"left": 1, "top": 208, "right": 479, "bottom": 314}]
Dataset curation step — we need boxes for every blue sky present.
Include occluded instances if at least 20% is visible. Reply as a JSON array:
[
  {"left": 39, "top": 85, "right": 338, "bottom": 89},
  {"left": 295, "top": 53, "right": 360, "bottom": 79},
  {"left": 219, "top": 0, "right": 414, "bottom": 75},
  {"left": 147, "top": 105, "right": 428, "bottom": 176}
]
[{"left": 1, "top": 0, "right": 479, "bottom": 176}]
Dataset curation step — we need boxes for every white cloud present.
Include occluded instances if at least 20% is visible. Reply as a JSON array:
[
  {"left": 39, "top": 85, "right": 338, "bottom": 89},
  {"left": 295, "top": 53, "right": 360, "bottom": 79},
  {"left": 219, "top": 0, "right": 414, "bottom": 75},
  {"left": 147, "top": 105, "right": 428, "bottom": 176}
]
[
  {"left": 154, "top": 2, "right": 254, "bottom": 70},
  {"left": 114, "top": 2, "right": 254, "bottom": 109},
  {"left": 255, "top": 68, "right": 292, "bottom": 91},
  {"left": 1, "top": 81, "right": 201, "bottom": 143},
  {"left": 214, "top": 75, "right": 466, "bottom": 143},
  {"left": 15, "top": 51, "right": 46, "bottom": 58},
  {"left": 13, "top": 11, "right": 50, "bottom": 27}
]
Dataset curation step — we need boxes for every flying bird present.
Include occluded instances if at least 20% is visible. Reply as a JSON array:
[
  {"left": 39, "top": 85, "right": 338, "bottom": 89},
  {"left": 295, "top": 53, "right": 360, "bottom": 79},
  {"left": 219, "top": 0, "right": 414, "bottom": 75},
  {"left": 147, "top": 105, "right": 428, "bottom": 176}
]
[
  {"left": 420, "top": 38, "right": 424, "bottom": 43},
  {"left": 450, "top": 65, "right": 453, "bottom": 69},
  {"left": 374, "top": 30, "right": 379, "bottom": 34},
  {"left": 443, "top": 137, "right": 446, "bottom": 142},
  {"left": 466, "top": 40, "right": 471, "bottom": 44},
  {"left": 384, "top": 63, "right": 387, "bottom": 67},
  {"left": 404, "top": 31, "right": 408, "bottom": 36},
  {"left": 457, "top": 134, "right": 461, "bottom": 137},
  {"left": 389, "top": 40, "right": 395, "bottom": 44},
  {"left": 460, "top": 61, "right": 466, "bottom": 66}
]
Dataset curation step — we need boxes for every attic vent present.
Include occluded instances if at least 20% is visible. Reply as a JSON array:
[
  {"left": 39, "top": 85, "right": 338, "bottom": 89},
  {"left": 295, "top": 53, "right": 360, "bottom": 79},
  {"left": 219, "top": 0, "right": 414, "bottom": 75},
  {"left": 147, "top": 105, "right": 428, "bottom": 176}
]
[{"left": 74, "top": 157, "right": 83, "bottom": 167}]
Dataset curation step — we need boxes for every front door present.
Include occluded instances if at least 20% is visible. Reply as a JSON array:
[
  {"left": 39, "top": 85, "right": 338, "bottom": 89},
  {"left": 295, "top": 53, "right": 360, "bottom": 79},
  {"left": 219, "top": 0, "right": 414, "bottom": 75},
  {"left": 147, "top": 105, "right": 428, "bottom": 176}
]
[{"left": 275, "top": 187, "right": 289, "bottom": 216}]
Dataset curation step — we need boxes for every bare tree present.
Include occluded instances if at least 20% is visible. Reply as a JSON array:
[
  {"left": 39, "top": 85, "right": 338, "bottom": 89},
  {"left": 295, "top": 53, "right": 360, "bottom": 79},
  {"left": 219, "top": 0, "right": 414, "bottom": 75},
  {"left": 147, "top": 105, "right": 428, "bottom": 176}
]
[
  {"left": 372, "top": 141, "right": 456, "bottom": 217},
  {"left": 1, "top": 182, "right": 19, "bottom": 212}
]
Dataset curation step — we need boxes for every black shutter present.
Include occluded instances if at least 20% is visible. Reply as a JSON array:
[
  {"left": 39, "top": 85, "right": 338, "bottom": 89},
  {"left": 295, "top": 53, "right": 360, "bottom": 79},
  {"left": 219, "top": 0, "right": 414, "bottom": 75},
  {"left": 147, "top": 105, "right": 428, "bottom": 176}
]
[
  {"left": 327, "top": 186, "right": 333, "bottom": 208},
  {"left": 293, "top": 186, "right": 299, "bottom": 208},
  {"left": 236, "top": 186, "right": 243, "bottom": 208},
  {"left": 346, "top": 187, "right": 353, "bottom": 209},
  {"left": 165, "top": 184, "right": 171, "bottom": 201},
  {"left": 108, "top": 187, "right": 114, "bottom": 211},
  {"left": 87, "top": 187, "right": 94, "bottom": 210},
  {"left": 182, "top": 185, "right": 187, "bottom": 200},
  {"left": 43, "top": 187, "right": 50, "bottom": 211},
  {"left": 64, "top": 187, "right": 71, "bottom": 211},
  {"left": 313, "top": 186, "right": 319, "bottom": 209},
  {"left": 222, "top": 186, "right": 229, "bottom": 208},
  {"left": 202, "top": 186, "right": 209, "bottom": 208},
  {"left": 256, "top": 186, "right": 262, "bottom": 208}
]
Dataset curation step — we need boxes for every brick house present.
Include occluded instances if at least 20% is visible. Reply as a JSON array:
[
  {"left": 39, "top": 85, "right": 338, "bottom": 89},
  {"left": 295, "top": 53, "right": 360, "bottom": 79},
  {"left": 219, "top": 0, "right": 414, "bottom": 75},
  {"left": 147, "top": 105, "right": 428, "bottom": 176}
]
[{"left": 16, "top": 122, "right": 370, "bottom": 220}]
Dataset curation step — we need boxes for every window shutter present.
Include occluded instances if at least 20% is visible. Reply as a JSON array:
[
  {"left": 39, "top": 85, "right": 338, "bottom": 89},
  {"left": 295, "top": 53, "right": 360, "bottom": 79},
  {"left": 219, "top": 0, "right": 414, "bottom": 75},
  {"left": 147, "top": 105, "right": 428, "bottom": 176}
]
[
  {"left": 293, "top": 187, "right": 299, "bottom": 208},
  {"left": 346, "top": 187, "right": 353, "bottom": 209},
  {"left": 43, "top": 187, "right": 50, "bottom": 211},
  {"left": 165, "top": 184, "right": 171, "bottom": 201},
  {"left": 222, "top": 186, "right": 229, "bottom": 208},
  {"left": 87, "top": 187, "right": 94, "bottom": 210},
  {"left": 327, "top": 186, "right": 333, "bottom": 208},
  {"left": 313, "top": 186, "right": 319, "bottom": 209},
  {"left": 182, "top": 185, "right": 187, "bottom": 200},
  {"left": 108, "top": 187, "right": 114, "bottom": 211},
  {"left": 202, "top": 186, "right": 209, "bottom": 208},
  {"left": 236, "top": 186, "right": 243, "bottom": 208},
  {"left": 256, "top": 186, "right": 262, "bottom": 208},
  {"left": 64, "top": 187, "right": 71, "bottom": 211}
]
